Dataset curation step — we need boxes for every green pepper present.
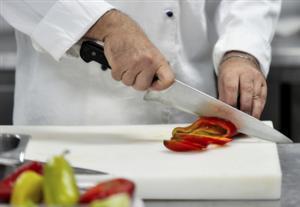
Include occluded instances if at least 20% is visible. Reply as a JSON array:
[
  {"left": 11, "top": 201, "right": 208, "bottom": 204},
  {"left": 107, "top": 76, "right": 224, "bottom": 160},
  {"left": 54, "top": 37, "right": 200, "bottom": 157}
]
[
  {"left": 43, "top": 154, "right": 79, "bottom": 206},
  {"left": 10, "top": 171, "right": 43, "bottom": 207},
  {"left": 89, "top": 193, "right": 131, "bottom": 207}
]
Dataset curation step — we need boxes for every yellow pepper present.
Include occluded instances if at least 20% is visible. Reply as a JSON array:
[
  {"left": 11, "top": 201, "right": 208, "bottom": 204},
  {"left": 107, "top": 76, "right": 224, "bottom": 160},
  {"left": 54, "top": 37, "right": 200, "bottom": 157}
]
[
  {"left": 10, "top": 171, "right": 43, "bottom": 207},
  {"left": 43, "top": 154, "right": 79, "bottom": 206}
]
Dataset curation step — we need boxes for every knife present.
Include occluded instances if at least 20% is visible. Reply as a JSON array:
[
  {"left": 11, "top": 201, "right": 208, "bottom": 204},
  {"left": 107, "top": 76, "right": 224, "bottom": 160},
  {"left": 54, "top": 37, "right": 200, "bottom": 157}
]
[
  {"left": 80, "top": 41, "right": 293, "bottom": 144},
  {"left": 24, "top": 159, "right": 107, "bottom": 175}
]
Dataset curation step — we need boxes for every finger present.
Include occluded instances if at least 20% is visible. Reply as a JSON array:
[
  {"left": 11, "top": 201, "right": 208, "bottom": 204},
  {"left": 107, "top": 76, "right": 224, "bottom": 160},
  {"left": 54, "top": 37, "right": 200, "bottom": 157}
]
[
  {"left": 121, "top": 67, "right": 142, "bottom": 86},
  {"left": 252, "top": 99, "right": 262, "bottom": 119},
  {"left": 150, "top": 64, "right": 175, "bottom": 91},
  {"left": 261, "top": 81, "right": 267, "bottom": 111},
  {"left": 251, "top": 81, "right": 264, "bottom": 119},
  {"left": 111, "top": 68, "right": 128, "bottom": 81},
  {"left": 218, "top": 73, "right": 239, "bottom": 107},
  {"left": 133, "top": 68, "right": 157, "bottom": 91},
  {"left": 239, "top": 74, "right": 254, "bottom": 115}
]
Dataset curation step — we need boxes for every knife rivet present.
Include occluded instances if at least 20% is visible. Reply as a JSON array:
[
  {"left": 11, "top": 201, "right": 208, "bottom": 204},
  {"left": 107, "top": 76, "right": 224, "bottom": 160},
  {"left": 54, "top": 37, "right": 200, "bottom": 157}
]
[
  {"left": 165, "top": 10, "right": 174, "bottom": 18},
  {"left": 91, "top": 51, "right": 96, "bottom": 57}
]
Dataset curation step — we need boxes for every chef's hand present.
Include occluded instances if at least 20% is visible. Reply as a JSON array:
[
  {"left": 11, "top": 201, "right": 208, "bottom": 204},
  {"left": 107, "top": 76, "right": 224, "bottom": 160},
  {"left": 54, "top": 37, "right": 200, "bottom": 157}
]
[
  {"left": 218, "top": 51, "right": 267, "bottom": 119},
  {"left": 85, "top": 9, "right": 174, "bottom": 91}
]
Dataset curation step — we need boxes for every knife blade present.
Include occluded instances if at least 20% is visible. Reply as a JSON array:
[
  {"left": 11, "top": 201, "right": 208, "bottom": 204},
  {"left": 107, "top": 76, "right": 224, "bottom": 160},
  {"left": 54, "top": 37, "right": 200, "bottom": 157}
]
[
  {"left": 144, "top": 80, "right": 293, "bottom": 143},
  {"left": 79, "top": 41, "right": 293, "bottom": 143},
  {"left": 24, "top": 160, "right": 107, "bottom": 175}
]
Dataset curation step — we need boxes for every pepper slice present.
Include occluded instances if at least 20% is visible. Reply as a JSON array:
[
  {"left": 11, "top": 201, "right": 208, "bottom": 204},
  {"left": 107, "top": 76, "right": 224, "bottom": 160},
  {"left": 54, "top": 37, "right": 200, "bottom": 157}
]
[
  {"left": 0, "top": 161, "right": 43, "bottom": 202},
  {"left": 177, "top": 134, "right": 232, "bottom": 146},
  {"left": 10, "top": 171, "right": 43, "bottom": 207},
  {"left": 43, "top": 154, "right": 80, "bottom": 206},
  {"left": 165, "top": 117, "right": 237, "bottom": 152},
  {"left": 173, "top": 117, "right": 237, "bottom": 138},
  {"left": 163, "top": 139, "right": 206, "bottom": 152},
  {"left": 80, "top": 178, "right": 135, "bottom": 204}
]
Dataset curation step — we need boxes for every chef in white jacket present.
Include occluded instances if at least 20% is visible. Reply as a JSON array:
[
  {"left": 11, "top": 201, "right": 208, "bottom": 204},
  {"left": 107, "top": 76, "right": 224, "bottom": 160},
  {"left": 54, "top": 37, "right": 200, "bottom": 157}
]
[{"left": 1, "top": 0, "right": 280, "bottom": 125}]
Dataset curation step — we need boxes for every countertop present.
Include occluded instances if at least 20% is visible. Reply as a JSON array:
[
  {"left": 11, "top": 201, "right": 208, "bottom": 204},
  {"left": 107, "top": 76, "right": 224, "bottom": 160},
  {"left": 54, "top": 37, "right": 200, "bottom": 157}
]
[{"left": 144, "top": 144, "right": 300, "bottom": 207}]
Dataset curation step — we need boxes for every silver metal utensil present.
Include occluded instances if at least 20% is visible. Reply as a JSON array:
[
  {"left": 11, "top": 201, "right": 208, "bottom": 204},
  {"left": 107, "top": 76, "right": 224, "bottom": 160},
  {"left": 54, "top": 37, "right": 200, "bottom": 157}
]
[
  {"left": 144, "top": 80, "right": 293, "bottom": 143},
  {"left": 0, "top": 134, "right": 30, "bottom": 165}
]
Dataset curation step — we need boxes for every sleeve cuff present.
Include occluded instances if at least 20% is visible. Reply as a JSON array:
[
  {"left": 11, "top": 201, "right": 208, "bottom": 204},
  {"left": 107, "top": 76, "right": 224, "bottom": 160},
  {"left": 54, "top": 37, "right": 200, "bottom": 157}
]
[
  {"left": 213, "top": 29, "right": 271, "bottom": 77},
  {"left": 31, "top": 0, "right": 114, "bottom": 61}
]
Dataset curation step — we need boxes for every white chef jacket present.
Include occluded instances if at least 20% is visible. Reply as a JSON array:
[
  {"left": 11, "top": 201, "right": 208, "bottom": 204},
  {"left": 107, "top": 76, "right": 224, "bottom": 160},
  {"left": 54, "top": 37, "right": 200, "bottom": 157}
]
[{"left": 1, "top": 0, "right": 281, "bottom": 125}]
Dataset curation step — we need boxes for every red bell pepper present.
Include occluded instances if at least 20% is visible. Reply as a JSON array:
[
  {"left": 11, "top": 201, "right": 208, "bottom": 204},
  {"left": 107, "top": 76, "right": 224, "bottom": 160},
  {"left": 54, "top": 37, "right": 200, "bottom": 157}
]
[
  {"left": 80, "top": 178, "right": 135, "bottom": 204},
  {"left": 173, "top": 117, "right": 237, "bottom": 138},
  {"left": 0, "top": 161, "right": 43, "bottom": 202},
  {"left": 165, "top": 117, "right": 237, "bottom": 152},
  {"left": 164, "top": 139, "right": 206, "bottom": 152},
  {"left": 178, "top": 134, "right": 232, "bottom": 146}
]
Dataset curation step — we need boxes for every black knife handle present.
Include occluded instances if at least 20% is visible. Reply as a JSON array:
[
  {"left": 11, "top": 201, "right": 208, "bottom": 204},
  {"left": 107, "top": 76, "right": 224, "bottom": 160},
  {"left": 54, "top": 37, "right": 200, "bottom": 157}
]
[
  {"left": 80, "top": 41, "right": 111, "bottom": 71},
  {"left": 80, "top": 40, "right": 159, "bottom": 82}
]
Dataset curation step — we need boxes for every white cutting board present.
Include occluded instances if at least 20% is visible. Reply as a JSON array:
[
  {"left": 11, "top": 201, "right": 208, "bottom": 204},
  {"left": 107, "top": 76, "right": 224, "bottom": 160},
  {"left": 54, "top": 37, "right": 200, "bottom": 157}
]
[{"left": 0, "top": 122, "right": 281, "bottom": 200}]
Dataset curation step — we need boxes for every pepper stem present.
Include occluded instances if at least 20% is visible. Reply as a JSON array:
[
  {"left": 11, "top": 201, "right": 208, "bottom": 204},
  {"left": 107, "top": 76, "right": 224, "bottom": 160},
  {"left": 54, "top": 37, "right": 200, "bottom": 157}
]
[{"left": 62, "top": 149, "right": 70, "bottom": 157}]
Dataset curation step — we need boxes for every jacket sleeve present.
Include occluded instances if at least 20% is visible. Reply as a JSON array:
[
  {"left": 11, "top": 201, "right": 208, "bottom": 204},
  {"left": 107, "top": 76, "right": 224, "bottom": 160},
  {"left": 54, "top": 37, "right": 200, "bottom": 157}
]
[
  {"left": 213, "top": 0, "right": 281, "bottom": 76},
  {"left": 1, "top": 0, "right": 113, "bottom": 61}
]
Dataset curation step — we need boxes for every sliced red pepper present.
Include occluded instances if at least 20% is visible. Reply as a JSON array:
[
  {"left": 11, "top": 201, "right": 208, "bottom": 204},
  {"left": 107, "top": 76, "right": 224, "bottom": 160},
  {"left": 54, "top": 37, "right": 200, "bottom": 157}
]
[
  {"left": 163, "top": 139, "right": 206, "bottom": 152},
  {"left": 0, "top": 161, "right": 43, "bottom": 202},
  {"left": 171, "top": 134, "right": 210, "bottom": 147},
  {"left": 79, "top": 178, "right": 135, "bottom": 204},
  {"left": 165, "top": 117, "right": 237, "bottom": 152},
  {"left": 173, "top": 117, "right": 237, "bottom": 138},
  {"left": 178, "top": 134, "right": 232, "bottom": 146}
]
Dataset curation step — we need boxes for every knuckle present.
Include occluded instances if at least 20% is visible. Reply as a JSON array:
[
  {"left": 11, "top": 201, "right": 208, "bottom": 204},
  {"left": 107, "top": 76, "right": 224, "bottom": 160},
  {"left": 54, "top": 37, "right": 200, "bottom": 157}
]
[
  {"left": 224, "top": 83, "right": 237, "bottom": 92},
  {"left": 122, "top": 79, "right": 133, "bottom": 86},
  {"left": 121, "top": 72, "right": 135, "bottom": 86},
  {"left": 133, "top": 84, "right": 148, "bottom": 91},
  {"left": 137, "top": 52, "right": 155, "bottom": 68},
  {"left": 143, "top": 53, "right": 155, "bottom": 65},
  {"left": 241, "top": 84, "right": 253, "bottom": 93},
  {"left": 255, "top": 74, "right": 264, "bottom": 81}
]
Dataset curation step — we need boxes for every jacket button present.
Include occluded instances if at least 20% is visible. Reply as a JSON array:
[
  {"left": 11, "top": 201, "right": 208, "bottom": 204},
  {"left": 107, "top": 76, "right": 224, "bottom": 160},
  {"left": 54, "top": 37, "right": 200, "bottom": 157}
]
[{"left": 166, "top": 10, "right": 174, "bottom": 18}]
